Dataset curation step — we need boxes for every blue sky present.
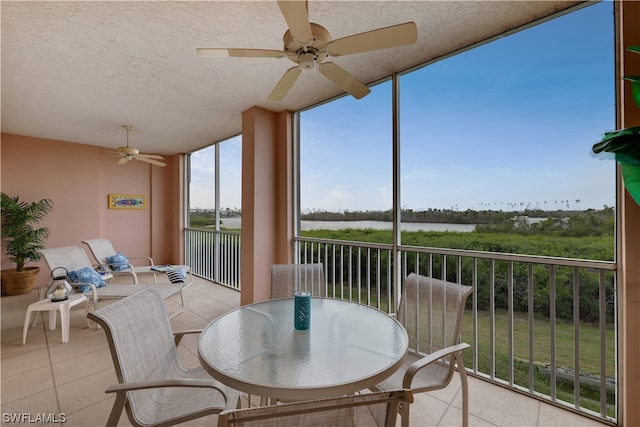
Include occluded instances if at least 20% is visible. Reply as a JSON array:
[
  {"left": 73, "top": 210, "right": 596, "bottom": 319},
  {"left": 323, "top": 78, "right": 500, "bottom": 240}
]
[
  {"left": 191, "top": 1, "right": 615, "bottom": 213},
  {"left": 189, "top": 136, "right": 242, "bottom": 211}
]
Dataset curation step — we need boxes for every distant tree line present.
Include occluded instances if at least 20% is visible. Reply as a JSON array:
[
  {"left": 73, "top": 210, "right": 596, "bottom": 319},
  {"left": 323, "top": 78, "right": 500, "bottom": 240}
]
[
  {"left": 190, "top": 207, "right": 615, "bottom": 237},
  {"left": 300, "top": 207, "right": 607, "bottom": 226},
  {"left": 475, "top": 207, "right": 614, "bottom": 238},
  {"left": 189, "top": 207, "right": 240, "bottom": 228}
]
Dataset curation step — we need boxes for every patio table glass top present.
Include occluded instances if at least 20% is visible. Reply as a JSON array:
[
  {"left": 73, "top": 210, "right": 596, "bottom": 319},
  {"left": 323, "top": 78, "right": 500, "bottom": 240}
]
[{"left": 198, "top": 297, "right": 408, "bottom": 401}]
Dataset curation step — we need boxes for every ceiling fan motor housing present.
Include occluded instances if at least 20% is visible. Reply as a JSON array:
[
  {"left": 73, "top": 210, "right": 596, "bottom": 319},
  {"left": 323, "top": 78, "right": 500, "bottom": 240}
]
[
  {"left": 284, "top": 23, "right": 331, "bottom": 67},
  {"left": 118, "top": 146, "right": 140, "bottom": 156}
]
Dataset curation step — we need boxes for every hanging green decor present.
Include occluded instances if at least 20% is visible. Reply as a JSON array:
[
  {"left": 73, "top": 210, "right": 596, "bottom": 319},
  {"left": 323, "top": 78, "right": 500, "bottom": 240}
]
[{"left": 592, "top": 46, "right": 640, "bottom": 205}]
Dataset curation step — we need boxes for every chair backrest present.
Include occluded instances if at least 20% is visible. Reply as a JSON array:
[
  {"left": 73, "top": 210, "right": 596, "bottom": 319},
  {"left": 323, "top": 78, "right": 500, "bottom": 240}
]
[
  {"left": 82, "top": 238, "right": 117, "bottom": 265},
  {"left": 38, "top": 245, "right": 95, "bottom": 273},
  {"left": 271, "top": 263, "right": 326, "bottom": 299},
  {"left": 87, "top": 288, "right": 181, "bottom": 418},
  {"left": 399, "top": 273, "right": 473, "bottom": 358},
  {"left": 217, "top": 389, "right": 413, "bottom": 427}
]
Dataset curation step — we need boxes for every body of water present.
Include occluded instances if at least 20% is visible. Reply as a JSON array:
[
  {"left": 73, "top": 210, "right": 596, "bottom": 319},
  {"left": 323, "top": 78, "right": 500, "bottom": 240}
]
[{"left": 220, "top": 218, "right": 476, "bottom": 232}]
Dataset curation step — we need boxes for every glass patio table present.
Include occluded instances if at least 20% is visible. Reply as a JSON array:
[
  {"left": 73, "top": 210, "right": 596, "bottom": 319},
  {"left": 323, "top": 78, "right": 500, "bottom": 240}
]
[{"left": 198, "top": 297, "right": 408, "bottom": 402}]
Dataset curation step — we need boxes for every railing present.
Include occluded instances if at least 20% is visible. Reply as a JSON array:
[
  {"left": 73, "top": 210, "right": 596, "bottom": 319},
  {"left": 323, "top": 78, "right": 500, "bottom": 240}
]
[
  {"left": 294, "top": 236, "right": 617, "bottom": 424},
  {"left": 183, "top": 228, "right": 617, "bottom": 423},
  {"left": 185, "top": 228, "right": 241, "bottom": 290}
]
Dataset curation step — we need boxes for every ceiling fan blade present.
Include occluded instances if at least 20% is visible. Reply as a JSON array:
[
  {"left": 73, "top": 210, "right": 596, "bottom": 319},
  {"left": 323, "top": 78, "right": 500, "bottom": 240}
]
[
  {"left": 134, "top": 156, "right": 167, "bottom": 167},
  {"left": 196, "top": 48, "right": 286, "bottom": 58},
  {"left": 117, "top": 156, "right": 129, "bottom": 166},
  {"left": 318, "top": 62, "right": 371, "bottom": 99},
  {"left": 136, "top": 153, "right": 164, "bottom": 160},
  {"left": 326, "top": 22, "right": 417, "bottom": 57},
  {"left": 267, "top": 66, "right": 303, "bottom": 102},
  {"left": 277, "top": 0, "right": 312, "bottom": 45}
]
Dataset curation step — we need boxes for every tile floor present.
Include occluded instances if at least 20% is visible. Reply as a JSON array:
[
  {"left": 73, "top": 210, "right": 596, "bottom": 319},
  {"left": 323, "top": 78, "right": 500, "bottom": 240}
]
[{"left": 1, "top": 276, "right": 610, "bottom": 426}]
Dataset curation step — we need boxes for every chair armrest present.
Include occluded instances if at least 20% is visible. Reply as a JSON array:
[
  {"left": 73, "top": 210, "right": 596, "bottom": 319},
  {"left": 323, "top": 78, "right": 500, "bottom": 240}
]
[
  {"left": 126, "top": 256, "right": 154, "bottom": 266},
  {"left": 114, "top": 263, "right": 137, "bottom": 272},
  {"left": 70, "top": 281, "right": 100, "bottom": 312},
  {"left": 107, "top": 377, "right": 240, "bottom": 412},
  {"left": 105, "top": 378, "right": 228, "bottom": 398},
  {"left": 403, "top": 343, "right": 470, "bottom": 389},
  {"left": 173, "top": 329, "right": 202, "bottom": 346},
  {"left": 175, "top": 329, "right": 202, "bottom": 336},
  {"left": 97, "top": 261, "right": 136, "bottom": 273},
  {"left": 70, "top": 281, "right": 98, "bottom": 296}
]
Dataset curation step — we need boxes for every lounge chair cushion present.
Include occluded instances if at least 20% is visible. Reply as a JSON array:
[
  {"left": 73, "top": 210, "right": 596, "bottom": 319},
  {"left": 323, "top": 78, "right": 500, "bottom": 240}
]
[
  {"left": 106, "top": 252, "right": 130, "bottom": 271},
  {"left": 68, "top": 266, "right": 107, "bottom": 293}
]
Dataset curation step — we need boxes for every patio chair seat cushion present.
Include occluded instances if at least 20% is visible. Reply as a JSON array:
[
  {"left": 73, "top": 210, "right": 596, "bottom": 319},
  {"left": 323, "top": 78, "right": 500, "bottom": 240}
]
[
  {"left": 68, "top": 266, "right": 106, "bottom": 293},
  {"left": 106, "top": 252, "right": 130, "bottom": 271}
]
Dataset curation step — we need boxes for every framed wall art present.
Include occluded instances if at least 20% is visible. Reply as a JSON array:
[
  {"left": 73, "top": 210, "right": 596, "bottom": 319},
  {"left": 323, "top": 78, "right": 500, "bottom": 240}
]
[{"left": 108, "top": 194, "right": 146, "bottom": 210}]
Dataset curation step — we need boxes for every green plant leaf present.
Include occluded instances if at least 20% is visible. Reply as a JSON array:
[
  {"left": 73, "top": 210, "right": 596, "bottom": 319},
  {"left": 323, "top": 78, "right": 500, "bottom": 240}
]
[
  {"left": 624, "top": 46, "right": 640, "bottom": 107},
  {"left": 624, "top": 77, "right": 640, "bottom": 108},
  {"left": 592, "top": 128, "right": 640, "bottom": 163},
  {"left": 1, "top": 193, "right": 53, "bottom": 270},
  {"left": 615, "top": 153, "right": 640, "bottom": 166},
  {"left": 621, "top": 162, "right": 640, "bottom": 206}
]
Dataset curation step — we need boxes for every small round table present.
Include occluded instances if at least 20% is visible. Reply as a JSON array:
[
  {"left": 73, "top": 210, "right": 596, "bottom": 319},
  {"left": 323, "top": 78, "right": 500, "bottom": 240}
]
[
  {"left": 198, "top": 297, "right": 408, "bottom": 402},
  {"left": 22, "top": 293, "right": 89, "bottom": 344}
]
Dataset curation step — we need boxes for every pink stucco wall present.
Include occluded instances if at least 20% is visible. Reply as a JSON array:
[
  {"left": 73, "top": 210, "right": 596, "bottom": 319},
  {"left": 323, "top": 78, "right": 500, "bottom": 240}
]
[
  {"left": 1, "top": 133, "right": 184, "bottom": 288},
  {"left": 240, "top": 107, "right": 293, "bottom": 305}
]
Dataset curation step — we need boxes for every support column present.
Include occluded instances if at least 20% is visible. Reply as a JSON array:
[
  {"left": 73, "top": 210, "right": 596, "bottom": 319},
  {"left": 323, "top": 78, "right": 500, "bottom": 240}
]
[
  {"left": 241, "top": 106, "right": 294, "bottom": 305},
  {"left": 619, "top": 1, "right": 640, "bottom": 424}
]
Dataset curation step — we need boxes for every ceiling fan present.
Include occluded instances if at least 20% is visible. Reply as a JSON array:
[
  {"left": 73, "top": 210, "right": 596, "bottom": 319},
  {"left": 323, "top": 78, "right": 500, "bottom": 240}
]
[
  {"left": 112, "top": 125, "right": 166, "bottom": 167},
  {"left": 196, "top": 0, "right": 417, "bottom": 102}
]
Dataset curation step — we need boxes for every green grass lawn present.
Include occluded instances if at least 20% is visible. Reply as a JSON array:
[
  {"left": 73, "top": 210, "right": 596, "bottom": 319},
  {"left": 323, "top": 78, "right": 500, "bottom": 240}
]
[
  {"left": 461, "top": 309, "right": 615, "bottom": 376},
  {"left": 461, "top": 309, "right": 616, "bottom": 416},
  {"left": 330, "top": 286, "right": 616, "bottom": 416}
]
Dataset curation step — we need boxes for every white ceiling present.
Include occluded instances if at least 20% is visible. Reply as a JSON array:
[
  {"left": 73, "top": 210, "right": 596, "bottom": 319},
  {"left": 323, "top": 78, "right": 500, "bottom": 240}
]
[{"left": 1, "top": 1, "right": 587, "bottom": 156}]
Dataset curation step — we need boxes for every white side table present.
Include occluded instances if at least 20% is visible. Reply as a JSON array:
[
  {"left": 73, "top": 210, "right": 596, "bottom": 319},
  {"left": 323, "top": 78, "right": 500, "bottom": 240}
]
[{"left": 22, "top": 294, "right": 89, "bottom": 345}]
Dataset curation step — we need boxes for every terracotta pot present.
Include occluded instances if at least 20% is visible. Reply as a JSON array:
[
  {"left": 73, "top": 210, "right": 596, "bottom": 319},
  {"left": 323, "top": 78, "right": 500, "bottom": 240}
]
[{"left": 1, "top": 267, "right": 40, "bottom": 296}]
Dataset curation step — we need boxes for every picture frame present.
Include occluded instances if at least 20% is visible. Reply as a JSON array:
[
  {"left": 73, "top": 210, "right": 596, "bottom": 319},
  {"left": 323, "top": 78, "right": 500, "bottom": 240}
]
[{"left": 108, "top": 194, "right": 146, "bottom": 210}]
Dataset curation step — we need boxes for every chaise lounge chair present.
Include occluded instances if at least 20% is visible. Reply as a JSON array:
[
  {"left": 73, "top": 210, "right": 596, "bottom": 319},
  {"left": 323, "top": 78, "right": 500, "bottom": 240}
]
[
  {"left": 82, "top": 237, "right": 192, "bottom": 286},
  {"left": 38, "top": 245, "right": 188, "bottom": 318}
]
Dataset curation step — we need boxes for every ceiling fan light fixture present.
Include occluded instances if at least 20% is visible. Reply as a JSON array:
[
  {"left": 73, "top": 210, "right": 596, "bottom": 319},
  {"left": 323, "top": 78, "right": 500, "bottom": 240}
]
[{"left": 298, "top": 51, "right": 316, "bottom": 69}]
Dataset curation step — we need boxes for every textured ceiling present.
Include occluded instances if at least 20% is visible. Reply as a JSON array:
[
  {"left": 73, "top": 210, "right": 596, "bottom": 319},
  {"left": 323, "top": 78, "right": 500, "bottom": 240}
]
[{"left": 1, "top": 1, "right": 586, "bottom": 156}]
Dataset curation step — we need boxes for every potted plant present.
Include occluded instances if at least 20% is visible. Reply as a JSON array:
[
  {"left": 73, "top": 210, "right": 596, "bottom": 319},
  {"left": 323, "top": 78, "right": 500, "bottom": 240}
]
[
  {"left": 1, "top": 192, "right": 53, "bottom": 295},
  {"left": 592, "top": 46, "right": 640, "bottom": 204}
]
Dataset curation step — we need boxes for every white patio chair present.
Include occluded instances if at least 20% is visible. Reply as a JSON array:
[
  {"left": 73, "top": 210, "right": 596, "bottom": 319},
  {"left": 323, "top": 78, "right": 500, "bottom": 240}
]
[
  {"left": 82, "top": 237, "right": 193, "bottom": 286},
  {"left": 271, "top": 263, "right": 326, "bottom": 299},
  {"left": 217, "top": 389, "right": 412, "bottom": 427},
  {"left": 38, "top": 246, "right": 186, "bottom": 318},
  {"left": 88, "top": 288, "right": 241, "bottom": 427},
  {"left": 369, "top": 273, "right": 473, "bottom": 427}
]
